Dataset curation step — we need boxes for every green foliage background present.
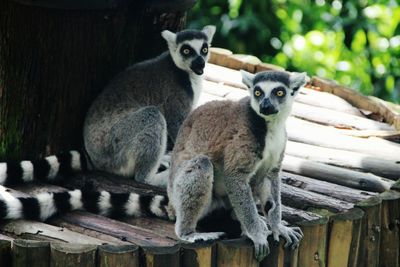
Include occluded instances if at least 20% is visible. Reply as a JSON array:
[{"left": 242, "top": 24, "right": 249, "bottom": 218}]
[{"left": 188, "top": 0, "right": 400, "bottom": 103}]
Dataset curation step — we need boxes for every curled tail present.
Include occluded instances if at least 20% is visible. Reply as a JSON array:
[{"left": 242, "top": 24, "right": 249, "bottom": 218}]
[
  {"left": 0, "top": 150, "right": 87, "bottom": 186},
  {"left": 0, "top": 187, "right": 169, "bottom": 221}
]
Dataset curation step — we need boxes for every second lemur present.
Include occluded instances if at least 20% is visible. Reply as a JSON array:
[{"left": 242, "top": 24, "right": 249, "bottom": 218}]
[{"left": 0, "top": 25, "right": 216, "bottom": 187}]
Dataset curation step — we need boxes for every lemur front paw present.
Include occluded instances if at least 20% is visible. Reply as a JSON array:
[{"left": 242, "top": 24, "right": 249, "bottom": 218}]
[
  {"left": 179, "top": 232, "right": 225, "bottom": 243},
  {"left": 249, "top": 218, "right": 272, "bottom": 261},
  {"left": 271, "top": 224, "right": 303, "bottom": 249}
]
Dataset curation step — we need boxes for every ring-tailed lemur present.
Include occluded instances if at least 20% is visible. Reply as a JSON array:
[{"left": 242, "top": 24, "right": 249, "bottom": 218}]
[
  {"left": 0, "top": 25, "right": 216, "bottom": 188},
  {"left": 0, "top": 69, "right": 307, "bottom": 262},
  {"left": 167, "top": 70, "right": 308, "bottom": 261}
]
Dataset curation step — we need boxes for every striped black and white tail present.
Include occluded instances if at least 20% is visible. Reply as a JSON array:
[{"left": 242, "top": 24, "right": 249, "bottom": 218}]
[
  {"left": 0, "top": 151, "right": 87, "bottom": 186},
  {"left": 0, "top": 187, "right": 170, "bottom": 221}
]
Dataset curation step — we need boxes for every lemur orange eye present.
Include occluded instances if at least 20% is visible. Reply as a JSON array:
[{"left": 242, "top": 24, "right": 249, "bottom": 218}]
[
  {"left": 276, "top": 90, "right": 284, "bottom": 97},
  {"left": 183, "top": 49, "right": 190, "bottom": 55},
  {"left": 202, "top": 47, "right": 208, "bottom": 54},
  {"left": 254, "top": 90, "right": 262, "bottom": 97}
]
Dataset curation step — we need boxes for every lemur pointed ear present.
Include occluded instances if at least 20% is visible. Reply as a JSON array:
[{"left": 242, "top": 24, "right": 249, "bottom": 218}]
[
  {"left": 161, "top": 30, "right": 177, "bottom": 50},
  {"left": 240, "top": 70, "right": 255, "bottom": 88},
  {"left": 289, "top": 72, "right": 309, "bottom": 95},
  {"left": 202, "top": 25, "right": 216, "bottom": 43}
]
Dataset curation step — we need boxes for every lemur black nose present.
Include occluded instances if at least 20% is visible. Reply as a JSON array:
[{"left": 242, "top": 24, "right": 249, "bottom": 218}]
[
  {"left": 260, "top": 99, "right": 278, "bottom": 115},
  {"left": 190, "top": 56, "right": 205, "bottom": 75}
]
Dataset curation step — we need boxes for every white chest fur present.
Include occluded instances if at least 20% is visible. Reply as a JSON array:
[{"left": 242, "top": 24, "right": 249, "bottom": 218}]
[{"left": 189, "top": 74, "right": 203, "bottom": 109}]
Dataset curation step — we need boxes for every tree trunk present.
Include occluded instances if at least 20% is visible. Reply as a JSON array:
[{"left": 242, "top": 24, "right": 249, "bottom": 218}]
[{"left": 0, "top": 0, "right": 193, "bottom": 160}]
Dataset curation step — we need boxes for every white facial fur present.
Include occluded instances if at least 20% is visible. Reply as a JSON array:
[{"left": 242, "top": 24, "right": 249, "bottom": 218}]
[{"left": 161, "top": 25, "right": 216, "bottom": 74}]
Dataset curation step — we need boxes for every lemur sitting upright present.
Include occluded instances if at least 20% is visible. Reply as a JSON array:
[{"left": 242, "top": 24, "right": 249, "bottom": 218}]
[
  {"left": 167, "top": 70, "right": 308, "bottom": 261},
  {"left": 0, "top": 25, "right": 216, "bottom": 187}
]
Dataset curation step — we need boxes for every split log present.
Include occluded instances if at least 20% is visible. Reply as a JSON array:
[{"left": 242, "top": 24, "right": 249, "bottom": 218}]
[
  {"left": 0, "top": 220, "right": 105, "bottom": 244},
  {"left": 355, "top": 196, "right": 383, "bottom": 267},
  {"left": 379, "top": 191, "right": 400, "bottom": 267},
  {"left": 216, "top": 238, "right": 258, "bottom": 267},
  {"left": 260, "top": 240, "right": 284, "bottom": 267},
  {"left": 296, "top": 87, "right": 364, "bottom": 117},
  {"left": 98, "top": 244, "right": 139, "bottom": 267},
  {"left": 181, "top": 242, "right": 216, "bottom": 267},
  {"left": 296, "top": 218, "right": 329, "bottom": 267},
  {"left": 285, "top": 141, "right": 400, "bottom": 180},
  {"left": 12, "top": 239, "right": 50, "bottom": 267},
  {"left": 50, "top": 243, "right": 97, "bottom": 267},
  {"left": 281, "top": 205, "right": 323, "bottom": 224},
  {"left": 0, "top": 239, "right": 11, "bottom": 267},
  {"left": 204, "top": 63, "right": 246, "bottom": 89},
  {"left": 287, "top": 117, "right": 400, "bottom": 161},
  {"left": 281, "top": 172, "right": 376, "bottom": 203},
  {"left": 142, "top": 245, "right": 180, "bottom": 267},
  {"left": 122, "top": 217, "right": 177, "bottom": 241},
  {"left": 334, "top": 129, "right": 400, "bottom": 142},
  {"left": 283, "top": 155, "right": 393, "bottom": 192},
  {"left": 281, "top": 183, "right": 354, "bottom": 213},
  {"left": 311, "top": 76, "right": 400, "bottom": 130},
  {"left": 55, "top": 211, "right": 177, "bottom": 247},
  {"left": 202, "top": 80, "right": 232, "bottom": 97},
  {"left": 327, "top": 208, "right": 364, "bottom": 267},
  {"left": 291, "top": 101, "right": 394, "bottom": 130}
]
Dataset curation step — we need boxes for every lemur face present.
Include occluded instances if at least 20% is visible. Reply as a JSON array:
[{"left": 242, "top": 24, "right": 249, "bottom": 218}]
[
  {"left": 162, "top": 25, "right": 216, "bottom": 75},
  {"left": 241, "top": 70, "right": 309, "bottom": 120}
]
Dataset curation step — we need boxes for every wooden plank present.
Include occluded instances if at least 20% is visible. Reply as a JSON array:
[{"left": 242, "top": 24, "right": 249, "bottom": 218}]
[
  {"left": 283, "top": 155, "right": 393, "bottom": 192},
  {"left": 142, "top": 245, "right": 180, "bottom": 267},
  {"left": 327, "top": 208, "right": 364, "bottom": 267},
  {"left": 56, "top": 212, "right": 177, "bottom": 247},
  {"left": 12, "top": 239, "right": 50, "bottom": 267},
  {"left": 0, "top": 220, "right": 106, "bottom": 244},
  {"left": 122, "top": 217, "right": 177, "bottom": 241},
  {"left": 379, "top": 191, "right": 400, "bottom": 267},
  {"left": 281, "top": 205, "right": 323, "bottom": 224},
  {"left": 50, "top": 243, "right": 97, "bottom": 267},
  {"left": 0, "top": 239, "right": 11, "bottom": 267},
  {"left": 181, "top": 242, "right": 216, "bottom": 267},
  {"left": 292, "top": 101, "right": 394, "bottom": 130},
  {"left": 98, "top": 244, "right": 139, "bottom": 267},
  {"left": 287, "top": 117, "right": 400, "bottom": 161},
  {"left": 285, "top": 141, "right": 400, "bottom": 180},
  {"left": 216, "top": 238, "right": 258, "bottom": 267},
  {"left": 281, "top": 172, "right": 376, "bottom": 203},
  {"left": 355, "top": 196, "right": 383, "bottom": 267}
]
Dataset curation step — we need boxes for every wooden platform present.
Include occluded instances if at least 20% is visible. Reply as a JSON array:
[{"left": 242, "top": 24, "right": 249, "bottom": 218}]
[{"left": 0, "top": 48, "right": 399, "bottom": 267}]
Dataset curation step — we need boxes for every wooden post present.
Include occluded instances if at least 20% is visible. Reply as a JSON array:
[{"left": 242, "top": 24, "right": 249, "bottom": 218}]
[
  {"left": 296, "top": 217, "right": 329, "bottom": 267},
  {"left": 0, "top": 239, "right": 12, "bottom": 267},
  {"left": 356, "top": 196, "right": 383, "bottom": 267},
  {"left": 327, "top": 208, "right": 364, "bottom": 267},
  {"left": 181, "top": 242, "right": 216, "bottom": 267},
  {"left": 12, "top": 239, "right": 50, "bottom": 267},
  {"left": 379, "top": 191, "right": 400, "bottom": 267},
  {"left": 50, "top": 243, "right": 97, "bottom": 267},
  {"left": 260, "top": 239, "right": 284, "bottom": 267},
  {"left": 142, "top": 245, "right": 181, "bottom": 267},
  {"left": 0, "top": 0, "right": 193, "bottom": 160},
  {"left": 216, "top": 238, "right": 258, "bottom": 267},
  {"left": 98, "top": 244, "right": 139, "bottom": 267}
]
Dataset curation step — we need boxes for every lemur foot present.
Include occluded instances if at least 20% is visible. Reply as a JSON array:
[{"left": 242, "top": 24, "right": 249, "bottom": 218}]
[
  {"left": 272, "top": 224, "right": 303, "bottom": 249},
  {"left": 249, "top": 217, "right": 272, "bottom": 262},
  {"left": 180, "top": 232, "right": 225, "bottom": 243}
]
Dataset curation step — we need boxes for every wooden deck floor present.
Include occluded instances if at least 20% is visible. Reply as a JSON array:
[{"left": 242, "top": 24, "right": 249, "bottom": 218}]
[{"left": 0, "top": 50, "right": 399, "bottom": 267}]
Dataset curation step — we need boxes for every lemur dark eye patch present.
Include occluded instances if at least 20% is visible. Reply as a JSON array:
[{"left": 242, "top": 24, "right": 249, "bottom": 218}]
[
  {"left": 201, "top": 43, "right": 209, "bottom": 55},
  {"left": 180, "top": 45, "right": 195, "bottom": 57},
  {"left": 272, "top": 86, "right": 286, "bottom": 97}
]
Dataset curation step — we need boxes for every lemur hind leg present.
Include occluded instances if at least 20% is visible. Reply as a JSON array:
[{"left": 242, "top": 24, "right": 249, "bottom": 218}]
[
  {"left": 92, "top": 106, "right": 167, "bottom": 183},
  {"left": 172, "top": 155, "right": 225, "bottom": 242}
]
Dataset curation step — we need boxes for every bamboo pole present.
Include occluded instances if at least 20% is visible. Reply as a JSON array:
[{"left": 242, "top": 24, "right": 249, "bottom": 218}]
[
  {"left": 142, "top": 244, "right": 180, "bottom": 267},
  {"left": 12, "top": 239, "right": 50, "bottom": 267},
  {"left": 296, "top": 217, "right": 329, "bottom": 267},
  {"left": 98, "top": 244, "right": 139, "bottom": 267},
  {"left": 355, "top": 196, "right": 383, "bottom": 267},
  {"left": 50, "top": 243, "right": 97, "bottom": 267},
  {"left": 0, "top": 239, "right": 11, "bottom": 267},
  {"left": 216, "top": 238, "right": 258, "bottom": 267},
  {"left": 283, "top": 155, "right": 393, "bottom": 192},
  {"left": 379, "top": 191, "right": 400, "bottom": 267},
  {"left": 327, "top": 208, "right": 364, "bottom": 267},
  {"left": 181, "top": 242, "right": 216, "bottom": 267},
  {"left": 285, "top": 141, "right": 400, "bottom": 180}
]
